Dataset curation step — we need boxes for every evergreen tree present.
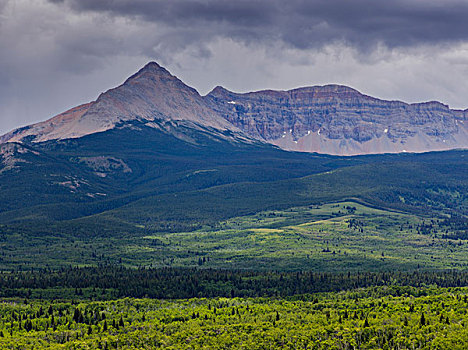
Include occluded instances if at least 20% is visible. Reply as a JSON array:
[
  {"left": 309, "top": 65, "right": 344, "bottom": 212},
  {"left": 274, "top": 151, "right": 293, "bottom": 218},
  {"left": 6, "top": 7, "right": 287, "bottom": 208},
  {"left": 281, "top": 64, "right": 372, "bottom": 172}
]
[{"left": 420, "top": 313, "right": 426, "bottom": 327}]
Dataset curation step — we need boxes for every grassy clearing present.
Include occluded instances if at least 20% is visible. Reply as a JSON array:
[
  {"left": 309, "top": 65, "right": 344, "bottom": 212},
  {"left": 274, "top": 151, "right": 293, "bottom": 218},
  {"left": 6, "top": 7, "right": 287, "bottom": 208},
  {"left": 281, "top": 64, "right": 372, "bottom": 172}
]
[
  {"left": 2, "top": 201, "right": 466, "bottom": 272},
  {"left": 134, "top": 201, "right": 467, "bottom": 271}
]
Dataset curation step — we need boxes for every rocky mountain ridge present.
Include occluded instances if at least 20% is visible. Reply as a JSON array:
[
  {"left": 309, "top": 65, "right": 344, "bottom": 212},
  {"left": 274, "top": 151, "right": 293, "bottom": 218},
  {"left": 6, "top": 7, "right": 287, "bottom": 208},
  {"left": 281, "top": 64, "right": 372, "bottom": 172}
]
[
  {"left": 205, "top": 85, "right": 468, "bottom": 155},
  {"left": 1, "top": 62, "right": 236, "bottom": 144},
  {"left": 1, "top": 62, "right": 467, "bottom": 155}
]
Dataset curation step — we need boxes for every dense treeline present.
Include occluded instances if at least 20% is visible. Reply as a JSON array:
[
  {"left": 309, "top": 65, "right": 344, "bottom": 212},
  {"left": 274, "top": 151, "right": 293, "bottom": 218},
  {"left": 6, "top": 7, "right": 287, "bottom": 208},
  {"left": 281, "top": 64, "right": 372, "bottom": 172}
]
[
  {"left": 1, "top": 287, "right": 468, "bottom": 349},
  {"left": 1, "top": 267, "right": 468, "bottom": 299},
  {"left": 440, "top": 215, "right": 468, "bottom": 240}
]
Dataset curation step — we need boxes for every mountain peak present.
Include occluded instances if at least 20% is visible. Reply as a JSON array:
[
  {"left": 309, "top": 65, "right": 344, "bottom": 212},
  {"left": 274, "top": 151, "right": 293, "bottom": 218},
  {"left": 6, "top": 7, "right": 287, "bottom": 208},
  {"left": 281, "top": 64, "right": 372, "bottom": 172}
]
[
  {"left": 123, "top": 61, "right": 173, "bottom": 84},
  {"left": 143, "top": 61, "right": 162, "bottom": 70},
  {"left": 80, "top": 61, "right": 236, "bottom": 133},
  {"left": 1, "top": 61, "right": 467, "bottom": 155},
  {"left": 137, "top": 61, "right": 165, "bottom": 73},
  {"left": 207, "top": 86, "right": 233, "bottom": 97},
  {"left": 1, "top": 62, "right": 236, "bottom": 144}
]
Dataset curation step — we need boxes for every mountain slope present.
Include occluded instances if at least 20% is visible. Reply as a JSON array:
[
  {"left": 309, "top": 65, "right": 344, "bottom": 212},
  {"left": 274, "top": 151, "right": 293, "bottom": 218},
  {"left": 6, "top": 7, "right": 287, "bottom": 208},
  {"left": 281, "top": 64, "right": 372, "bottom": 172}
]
[
  {"left": 205, "top": 85, "right": 468, "bottom": 155},
  {"left": 2, "top": 61, "right": 467, "bottom": 155},
  {"left": 0, "top": 121, "right": 466, "bottom": 270},
  {"left": 0, "top": 62, "right": 467, "bottom": 271},
  {"left": 1, "top": 121, "right": 466, "bottom": 235},
  {"left": 0, "top": 119, "right": 355, "bottom": 224},
  {"left": 1, "top": 62, "right": 237, "bottom": 144}
]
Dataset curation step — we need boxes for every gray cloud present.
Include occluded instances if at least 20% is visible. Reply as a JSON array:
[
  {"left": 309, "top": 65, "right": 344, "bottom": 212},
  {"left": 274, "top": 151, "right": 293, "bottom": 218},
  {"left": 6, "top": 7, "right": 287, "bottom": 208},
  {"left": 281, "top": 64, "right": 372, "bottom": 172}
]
[
  {"left": 50, "top": 0, "right": 468, "bottom": 52},
  {"left": 1, "top": 0, "right": 468, "bottom": 136}
]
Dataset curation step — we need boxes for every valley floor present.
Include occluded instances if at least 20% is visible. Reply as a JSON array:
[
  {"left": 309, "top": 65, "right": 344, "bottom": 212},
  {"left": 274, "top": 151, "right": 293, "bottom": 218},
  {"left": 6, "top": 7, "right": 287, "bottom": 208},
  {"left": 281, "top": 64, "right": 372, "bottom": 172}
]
[{"left": 2, "top": 201, "right": 466, "bottom": 272}]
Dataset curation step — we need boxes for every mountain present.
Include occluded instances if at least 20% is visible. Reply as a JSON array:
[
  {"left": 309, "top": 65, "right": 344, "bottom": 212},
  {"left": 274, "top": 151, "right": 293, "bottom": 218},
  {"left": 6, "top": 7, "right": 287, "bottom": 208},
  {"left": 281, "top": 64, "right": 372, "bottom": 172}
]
[
  {"left": 0, "top": 120, "right": 466, "bottom": 269},
  {"left": 1, "top": 61, "right": 467, "bottom": 155},
  {"left": 205, "top": 85, "right": 468, "bottom": 155},
  {"left": 0, "top": 62, "right": 237, "bottom": 144},
  {"left": 0, "top": 62, "right": 467, "bottom": 271}
]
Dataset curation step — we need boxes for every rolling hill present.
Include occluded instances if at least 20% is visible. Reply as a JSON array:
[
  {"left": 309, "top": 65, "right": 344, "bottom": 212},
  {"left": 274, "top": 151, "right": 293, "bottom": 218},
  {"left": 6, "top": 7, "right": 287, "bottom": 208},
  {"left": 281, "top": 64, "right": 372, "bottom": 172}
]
[{"left": 0, "top": 62, "right": 466, "bottom": 271}]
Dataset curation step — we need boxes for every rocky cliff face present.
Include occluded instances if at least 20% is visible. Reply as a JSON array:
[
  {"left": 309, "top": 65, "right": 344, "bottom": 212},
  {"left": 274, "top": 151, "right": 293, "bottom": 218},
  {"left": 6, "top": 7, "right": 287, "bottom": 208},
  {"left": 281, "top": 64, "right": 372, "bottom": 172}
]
[
  {"left": 0, "top": 142, "right": 40, "bottom": 173},
  {"left": 2, "top": 62, "right": 467, "bottom": 155},
  {"left": 205, "top": 85, "right": 468, "bottom": 155},
  {"left": 1, "top": 62, "right": 236, "bottom": 144}
]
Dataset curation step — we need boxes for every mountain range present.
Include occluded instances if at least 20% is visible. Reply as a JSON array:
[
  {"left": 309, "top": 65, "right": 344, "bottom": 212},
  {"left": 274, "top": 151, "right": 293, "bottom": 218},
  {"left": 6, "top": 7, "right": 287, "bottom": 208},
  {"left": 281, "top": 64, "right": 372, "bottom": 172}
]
[
  {"left": 0, "top": 61, "right": 466, "bottom": 271},
  {"left": 1, "top": 61, "right": 467, "bottom": 155}
]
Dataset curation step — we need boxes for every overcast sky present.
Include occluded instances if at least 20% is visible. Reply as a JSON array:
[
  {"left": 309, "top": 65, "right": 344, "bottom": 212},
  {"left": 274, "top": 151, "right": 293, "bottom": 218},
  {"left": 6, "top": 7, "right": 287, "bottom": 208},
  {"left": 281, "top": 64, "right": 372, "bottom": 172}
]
[{"left": 1, "top": 0, "right": 468, "bottom": 135}]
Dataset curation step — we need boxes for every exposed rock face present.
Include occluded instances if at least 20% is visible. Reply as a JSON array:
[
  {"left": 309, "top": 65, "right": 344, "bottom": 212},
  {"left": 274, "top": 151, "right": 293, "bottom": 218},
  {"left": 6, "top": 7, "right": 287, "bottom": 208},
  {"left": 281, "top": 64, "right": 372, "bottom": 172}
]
[
  {"left": 1, "top": 62, "right": 236, "bottom": 144},
  {"left": 76, "top": 156, "right": 132, "bottom": 177},
  {"left": 205, "top": 85, "right": 468, "bottom": 155},
  {"left": 0, "top": 103, "right": 93, "bottom": 144},
  {"left": 0, "top": 143, "right": 40, "bottom": 173},
  {"left": 1, "top": 62, "right": 467, "bottom": 155}
]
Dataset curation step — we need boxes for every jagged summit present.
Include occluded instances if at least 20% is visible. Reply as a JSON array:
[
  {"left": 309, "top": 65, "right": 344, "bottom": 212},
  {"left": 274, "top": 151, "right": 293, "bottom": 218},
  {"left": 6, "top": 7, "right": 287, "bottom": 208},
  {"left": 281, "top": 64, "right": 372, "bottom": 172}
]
[
  {"left": 1, "top": 61, "right": 236, "bottom": 144},
  {"left": 208, "top": 84, "right": 361, "bottom": 97},
  {"left": 141, "top": 61, "right": 164, "bottom": 70},
  {"left": 205, "top": 82, "right": 468, "bottom": 155},
  {"left": 207, "top": 86, "right": 230, "bottom": 96},
  {"left": 123, "top": 61, "right": 172, "bottom": 84},
  {"left": 1, "top": 61, "right": 467, "bottom": 155}
]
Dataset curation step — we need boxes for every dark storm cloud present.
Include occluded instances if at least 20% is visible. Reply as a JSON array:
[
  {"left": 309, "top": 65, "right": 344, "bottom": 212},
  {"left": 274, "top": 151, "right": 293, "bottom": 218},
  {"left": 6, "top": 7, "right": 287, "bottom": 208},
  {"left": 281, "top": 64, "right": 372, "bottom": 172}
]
[
  {"left": 50, "top": 0, "right": 468, "bottom": 51},
  {"left": 51, "top": 0, "right": 275, "bottom": 27},
  {"left": 2, "top": 0, "right": 468, "bottom": 136}
]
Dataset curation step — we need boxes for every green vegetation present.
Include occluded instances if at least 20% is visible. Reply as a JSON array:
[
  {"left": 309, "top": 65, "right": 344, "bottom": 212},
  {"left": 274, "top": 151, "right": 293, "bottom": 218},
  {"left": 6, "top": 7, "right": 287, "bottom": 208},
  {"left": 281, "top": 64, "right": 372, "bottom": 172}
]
[
  {"left": 2, "top": 266, "right": 468, "bottom": 300},
  {"left": 1, "top": 286, "right": 468, "bottom": 349},
  {"left": 139, "top": 201, "right": 468, "bottom": 271},
  {"left": 1, "top": 201, "right": 467, "bottom": 271},
  {"left": 1, "top": 122, "right": 466, "bottom": 240},
  {"left": 0, "top": 123, "right": 466, "bottom": 273},
  {"left": 1, "top": 122, "right": 467, "bottom": 348}
]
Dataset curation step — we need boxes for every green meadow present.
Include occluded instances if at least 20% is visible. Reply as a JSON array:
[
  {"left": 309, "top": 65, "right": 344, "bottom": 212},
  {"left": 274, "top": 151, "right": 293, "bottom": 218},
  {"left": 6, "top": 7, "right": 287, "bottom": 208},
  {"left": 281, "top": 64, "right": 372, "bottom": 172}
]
[{"left": 3, "top": 201, "right": 465, "bottom": 273}]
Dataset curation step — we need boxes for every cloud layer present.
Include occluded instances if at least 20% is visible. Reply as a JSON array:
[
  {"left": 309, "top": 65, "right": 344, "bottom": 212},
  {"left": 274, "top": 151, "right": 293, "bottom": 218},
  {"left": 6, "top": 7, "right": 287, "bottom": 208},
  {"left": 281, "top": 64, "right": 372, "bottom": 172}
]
[
  {"left": 1, "top": 0, "right": 468, "bottom": 135},
  {"left": 51, "top": 0, "right": 468, "bottom": 51}
]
